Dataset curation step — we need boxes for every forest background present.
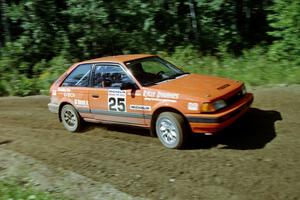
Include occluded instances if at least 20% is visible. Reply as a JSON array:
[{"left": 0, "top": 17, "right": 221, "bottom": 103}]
[{"left": 0, "top": 0, "right": 299, "bottom": 96}]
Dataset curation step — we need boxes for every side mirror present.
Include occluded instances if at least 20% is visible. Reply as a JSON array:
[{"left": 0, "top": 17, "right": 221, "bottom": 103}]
[{"left": 120, "top": 82, "right": 137, "bottom": 90}]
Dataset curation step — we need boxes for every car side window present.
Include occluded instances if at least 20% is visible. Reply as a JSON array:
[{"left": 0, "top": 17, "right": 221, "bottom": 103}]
[
  {"left": 93, "top": 65, "right": 133, "bottom": 88},
  {"left": 62, "top": 64, "right": 92, "bottom": 87}
]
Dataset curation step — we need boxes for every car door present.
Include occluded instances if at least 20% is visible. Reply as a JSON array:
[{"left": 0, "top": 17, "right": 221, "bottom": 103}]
[{"left": 88, "top": 64, "right": 146, "bottom": 126}]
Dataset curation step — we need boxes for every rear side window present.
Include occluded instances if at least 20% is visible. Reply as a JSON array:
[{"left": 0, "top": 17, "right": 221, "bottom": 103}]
[{"left": 62, "top": 64, "right": 92, "bottom": 87}]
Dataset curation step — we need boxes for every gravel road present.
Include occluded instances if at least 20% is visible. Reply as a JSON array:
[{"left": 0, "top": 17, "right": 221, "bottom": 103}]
[{"left": 0, "top": 85, "right": 299, "bottom": 200}]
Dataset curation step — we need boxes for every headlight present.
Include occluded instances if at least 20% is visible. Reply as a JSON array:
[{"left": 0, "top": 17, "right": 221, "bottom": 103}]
[
  {"left": 242, "top": 85, "right": 247, "bottom": 95},
  {"left": 213, "top": 99, "right": 227, "bottom": 110},
  {"left": 200, "top": 99, "right": 227, "bottom": 113}
]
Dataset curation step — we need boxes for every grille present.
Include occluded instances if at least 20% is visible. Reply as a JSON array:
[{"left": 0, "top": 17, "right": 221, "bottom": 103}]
[{"left": 225, "top": 89, "right": 245, "bottom": 106}]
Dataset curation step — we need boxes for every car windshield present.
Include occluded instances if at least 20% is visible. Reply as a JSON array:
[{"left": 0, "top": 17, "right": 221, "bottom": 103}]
[{"left": 125, "top": 57, "right": 188, "bottom": 86}]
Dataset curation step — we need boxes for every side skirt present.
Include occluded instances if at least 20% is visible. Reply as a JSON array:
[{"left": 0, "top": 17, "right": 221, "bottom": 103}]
[{"left": 83, "top": 117, "right": 150, "bottom": 128}]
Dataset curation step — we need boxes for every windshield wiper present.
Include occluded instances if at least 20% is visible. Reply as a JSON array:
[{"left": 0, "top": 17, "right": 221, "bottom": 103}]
[
  {"left": 142, "top": 81, "right": 158, "bottom": 86},
  {"left": 172, "top": 72, "right": 189, "bottom": 79},
  {"left": 162, "top": 72, "right": 189, "bottom": 81}
]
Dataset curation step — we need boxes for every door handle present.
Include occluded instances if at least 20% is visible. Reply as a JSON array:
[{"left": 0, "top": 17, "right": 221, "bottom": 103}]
[{"left": 92, "top": 94, "right": 99, "bottom": 98}]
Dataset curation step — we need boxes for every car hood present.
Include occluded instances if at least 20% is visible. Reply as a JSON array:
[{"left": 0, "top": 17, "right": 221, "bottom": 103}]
[{"left": 148, "top": 74, "right": 243, "bottom": 101}]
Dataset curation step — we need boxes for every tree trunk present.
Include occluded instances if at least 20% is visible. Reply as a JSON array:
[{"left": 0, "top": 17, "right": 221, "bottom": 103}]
[
  {"left": 1, "top": 0, "right": 11, "bottom": 44},
  {"left": 188, "top": 0, "right": 198, "bottom": 41}
]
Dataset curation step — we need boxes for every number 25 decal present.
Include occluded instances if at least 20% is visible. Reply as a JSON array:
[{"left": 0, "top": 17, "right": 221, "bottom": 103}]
[{"left": 109, "top": 97, "right": 126, "bottom": 112}]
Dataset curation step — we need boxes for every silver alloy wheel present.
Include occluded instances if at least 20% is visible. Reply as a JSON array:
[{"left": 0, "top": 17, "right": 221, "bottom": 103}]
[
  {"left": 61, "top": 105, "right": 81, "bottom": 132},
  {"left": 155, "top": 112, "right": 186, "bottom": 149},
  {"left": 63, "top": 109, "right": 77, "bottom": 128},
  {"left": 158, "top": 118, "right": 178, "bottom": 145}
]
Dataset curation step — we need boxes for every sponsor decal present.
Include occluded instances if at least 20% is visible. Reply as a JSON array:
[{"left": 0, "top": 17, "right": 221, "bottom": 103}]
[
  {"left": 74, "top": 99, "right": 89, "bottom": 107},
  {"left": 143, "top": 90, "right": 156, "bottom": 97},
  {"left": 108, "top": 89, "right": 126, "bottom": 112},
  {"left": 63, "top": 93, "right": 75, "bottom": 98},
  {"left": 188, "top": 102, "right": 199, "bottom": 111},
  {"left": 156, "top": 91, "right": 179, "bottom": 99},
  {"left": 57, "top": 87, "right": 71, "bottom": 92},
  {"left": 143, "top": 90, "right": 179, "bottom": 99},
  {"left": 108, "top": 89, "right": 126, "bottom": 97},
  {"left": 129, "top": 105, "right": 151, "bottom": 111}
]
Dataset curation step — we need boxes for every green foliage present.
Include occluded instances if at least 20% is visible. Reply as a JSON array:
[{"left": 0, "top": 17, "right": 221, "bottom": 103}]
[
  {"left": 163, "top": 46, "right": 300, "bottom": 86},
  {"left": 268, "top": 0, "right": 300, "bottom": 64},
  {"left": 64, "top": 0, "right": 110, "bottom": 58},
  {"left": 8, "top": 75, "right": 38, "bottom": 96},
  {"left": 0, "top": 180, "right": 64, "bottom": 200},
  {"left": 0, "top": 0, "right": 299, "bottom": 96},
  {"left": 0, "top": 79, "right": 9, "bottom": 96},
  {"left": 38, "top": 56, "right": 71, "bottom": 94}
]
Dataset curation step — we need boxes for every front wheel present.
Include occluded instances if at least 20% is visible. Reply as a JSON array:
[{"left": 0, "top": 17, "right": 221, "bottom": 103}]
[
  {"left": 61, "top": 104, "right": 82, "bottom": 132},
  {"left": 156, "top": 112, "right": 187, "bottom": 149}
]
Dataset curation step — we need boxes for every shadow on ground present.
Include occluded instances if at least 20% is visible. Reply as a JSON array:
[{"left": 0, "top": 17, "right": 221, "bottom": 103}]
[
  {"left": 0, "top": 140, "right": 13, "bottom": 146},
  {"left": 186, "top": 108, "right": 282, "bottom": 150},
  {"left": 83, "top": 108, "right": 282, "bottom": 150},
  {"left": 83, "top": 122, "right": 150, "bottom": 137}
]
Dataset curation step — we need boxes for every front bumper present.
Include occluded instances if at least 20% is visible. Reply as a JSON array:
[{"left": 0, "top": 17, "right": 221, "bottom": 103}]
[
  {"left": 186, "top": 93, "right": 254, "bottom": 133},
  {"left": 48, "top": 103, "right": 59, "bottom": 113}
]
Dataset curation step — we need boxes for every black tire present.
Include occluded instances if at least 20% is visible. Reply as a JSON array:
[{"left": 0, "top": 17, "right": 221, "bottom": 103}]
[
  {"left": 60, "top": 104, "right": 82, "bottom": 132},
  {"left": 155, "top": 112, "right": 187, "bottom": 149}
]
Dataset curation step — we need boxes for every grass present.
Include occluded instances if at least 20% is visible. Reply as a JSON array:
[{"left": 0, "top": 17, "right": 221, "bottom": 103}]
[
  {"left": 161, "top": 46, "right": 300, "bottom": 86},
  {"left": 0, "top": 180, "right": 65, "bottom": 200},
  {"left": 1, "top": 46, "right": 299, "bottom": 96}
]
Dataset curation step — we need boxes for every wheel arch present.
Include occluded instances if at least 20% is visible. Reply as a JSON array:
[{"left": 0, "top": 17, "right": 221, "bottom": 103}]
[{"left": 150, "top": 107, "right": 190, "bottom": 137}]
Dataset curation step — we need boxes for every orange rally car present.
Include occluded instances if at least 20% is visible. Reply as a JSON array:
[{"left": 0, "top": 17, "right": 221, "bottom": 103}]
[{"left": 48, "top": 54, "right": 253, "bottom": 149}]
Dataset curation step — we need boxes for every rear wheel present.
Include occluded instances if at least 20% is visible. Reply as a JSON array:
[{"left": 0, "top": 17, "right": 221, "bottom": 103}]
[
  {"left": 61, "top": 104, "right": 82, "bottom": 132},
  {"left": 156, "top": 112, "right": 187, "bottom": 149}
]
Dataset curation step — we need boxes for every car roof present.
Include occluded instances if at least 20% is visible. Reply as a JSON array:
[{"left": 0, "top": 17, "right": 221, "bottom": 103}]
[{"left": 77, "top": 54, "right": 156, "bottom": 65}]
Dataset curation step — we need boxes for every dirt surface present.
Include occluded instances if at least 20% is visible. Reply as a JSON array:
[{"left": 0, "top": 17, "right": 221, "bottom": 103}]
[
  {"left": 0, "top": 85, "right": 299, "bottom": 200},
  {"left": 0, "top": 149, "right": 143, "bottom": 200}
]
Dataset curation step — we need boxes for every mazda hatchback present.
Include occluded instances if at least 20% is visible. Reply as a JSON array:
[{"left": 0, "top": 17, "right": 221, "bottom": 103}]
[{"left": 48, "top": 54, "right": 253, "bottom": 149}]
